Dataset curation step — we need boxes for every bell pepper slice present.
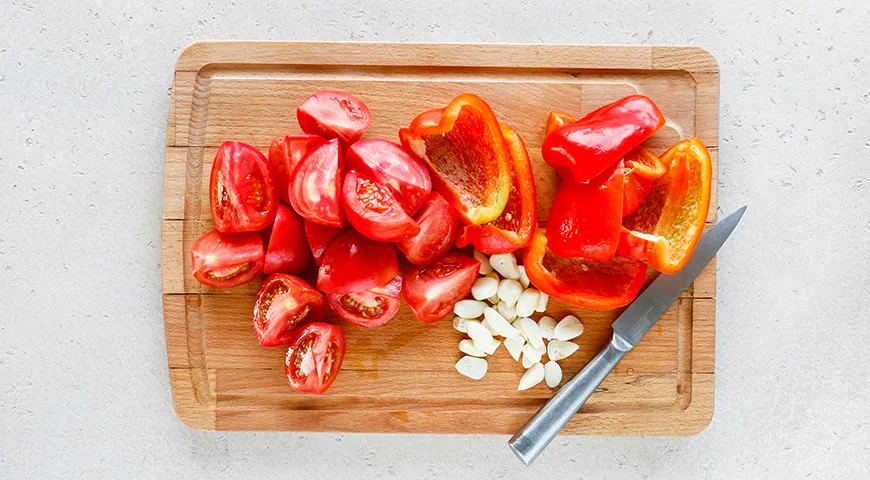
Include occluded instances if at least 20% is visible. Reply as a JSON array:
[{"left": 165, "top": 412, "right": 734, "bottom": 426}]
[
  {"left": 523, "top": 230, "right": 647, "bottom": 310},
  {"left": 546, "top": 160, "right": 624, "bottom": 261},
  {"left": 399, "top": 94, "right": 511, "bottom": 225},
  {"left": 456, "top": 125, "right": 537, "bottom": 254},
  {"left": 542, "top": 96, "right": 665, "bottom": 184},
  {"left": 618, "top": 138, "right": 712, "bottom": 274}
]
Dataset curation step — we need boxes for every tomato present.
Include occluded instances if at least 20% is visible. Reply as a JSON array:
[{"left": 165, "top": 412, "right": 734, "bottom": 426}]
[
  {"left": 289, "top": 139, "right": 345, "bottom": 227},
  {"left": 253, "top": 274, "right": 327, "bottom": 347},
  {"left": 268, "top": 134, "right": 326, "bottom": 204},
  {"left": 304, "top": 220, "right": 344, "bottom": 265},
  {"left": 402, "top": 252, "right": 480, "bottom": 323},
  {"left": 341, "top": 169, "right": 420, "bottom": 242},
  {"left": 397, "top": 192, "right": 458, "bottom": 266},
  {"left": 209, "top": 141, "right": 279, "bottom": 232},
  {"left": 191, "top": 229, "right": 264, "bottom": 288},
  {"left": 284, "top": 322, "right": 346, "bottom": 394},
  {"left": 296, "top": 90, "right": 372, "bottom": 148},
  {"left": 264, "top": 203, "right": 312, "bottom": 275},
  {"left": 317, "top": 229, "right": 399, "bottom": 294},
  {"left": 326, "top": 273, "right": 402, "bottom": 328},
  {"left": 345, "top": 139, "right": 432, "bottom": 215}
]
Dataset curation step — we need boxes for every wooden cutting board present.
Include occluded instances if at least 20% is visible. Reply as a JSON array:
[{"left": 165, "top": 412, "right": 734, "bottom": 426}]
[{"left": 161, "top": 42, "right": 719, "bottom": 434}]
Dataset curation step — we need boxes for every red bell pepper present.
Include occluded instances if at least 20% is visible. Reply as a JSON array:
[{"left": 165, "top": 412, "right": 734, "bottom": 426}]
[{"left": 456, "top": 125, "right": 537, "bottom": 254}]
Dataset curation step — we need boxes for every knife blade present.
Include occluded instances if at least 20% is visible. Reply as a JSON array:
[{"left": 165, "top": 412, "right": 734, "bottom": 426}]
[{"left": 508, "top": 207, "right": 746, "bottom": 466}]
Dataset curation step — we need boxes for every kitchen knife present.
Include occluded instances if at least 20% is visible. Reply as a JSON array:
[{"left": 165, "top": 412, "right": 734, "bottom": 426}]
[{"left": 508, "top": 206, "right": 746, "bottom": 466}]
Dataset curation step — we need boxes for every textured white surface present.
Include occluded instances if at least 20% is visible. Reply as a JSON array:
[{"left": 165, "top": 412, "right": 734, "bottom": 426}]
[{"left": 2, "top": 0, "right": 869, "bottom": 478}]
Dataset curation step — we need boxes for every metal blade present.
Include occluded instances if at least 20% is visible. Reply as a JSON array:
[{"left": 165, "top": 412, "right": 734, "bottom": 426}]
[{"left": 612, "top": 206, "right": 746, "bottom": 347}]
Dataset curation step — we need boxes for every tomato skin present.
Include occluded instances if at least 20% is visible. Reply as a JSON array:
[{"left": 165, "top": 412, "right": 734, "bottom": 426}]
[
  {"left": 191, "top": 229, "right": 264, "bottom": 288},
  {"left": 289, "top": 139, "right": 345, "bottom": 227},
  {"left": 345, "top": 139, "right": 432, "bottom": 215},
  {"left": 253, "top": 274, "right": 327, "bottom": 347},
  {"left": 284, "top": 322, "right": 346, "bottom": 394},
  {"left": 326, "top": 273, "right": 402, "bottom": 328},
  {"left": 317, "top": 229, "right": 399, "bottom": 294},
  {"left": 341, "top": 169, "right": 421, "bottom": 242},
  {"left": 210, "top": 141, "right": 279, "bottom": 232},
  {"left": 397, "top": 192, "right": 458, "bottom": 266},
  {"left": 297, "top": 90, "right": 372, "bottom": 148},
  {"left": 304, "top": 220, "right": 344, "bottom": 265},
  {"left": 402, "top": 252, "right": 480, "bottom": 323},
  {"left": 264, "top": 203, "right": 312, "bottom": 275},
  {"left": 268, "top": 134, "right": 327, "bottom": 204}
]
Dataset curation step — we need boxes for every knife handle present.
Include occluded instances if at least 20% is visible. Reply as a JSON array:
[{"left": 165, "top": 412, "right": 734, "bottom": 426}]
[{"left": 508, "top": 334, "right": 631, "bottom": 465}]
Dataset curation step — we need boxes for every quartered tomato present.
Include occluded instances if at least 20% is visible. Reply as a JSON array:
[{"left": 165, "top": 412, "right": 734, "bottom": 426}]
[
  {"left": 402, "top": 252, "right": 480, "bottom": 323},
  {"left": 253, "top": 274, "right": 327, "bottom": 347},
  {"left": 284, "top": 322, "right": 346, "bottom": 394},
  {"left": 191, "top": 229, "right": 264, "bottom": 288},
  {"left": 297, "top": 90, "right": 372, "bottom": 148},
  {"left": 317, "top": 229, "right": 399, "bottom": 294},
  {"left": 289, "top": 139, "right": 345, "bottom": 227},
  {"left": 268, "top": 134, "right": 326, "bottom": 204},
  {"left": 345, "top": 139, "right": 432, "bottom": 215},
  {"left": 304, "top": 220, "right": 344, "bottom": 265},
  {"left": 341, "top": 169, "right": 420, "bottom": 242},
  {"left": 326, "top": 273, "right": 402, "bottom": 328},
  {"left": 210, "top": 141, "right": 279, "bottom": 232},
  {"left": 397, "top": 192, "right": 458, "bottom": 266},
  {"left": 264, "top": 203, "right": 312, "bottom": 275}
]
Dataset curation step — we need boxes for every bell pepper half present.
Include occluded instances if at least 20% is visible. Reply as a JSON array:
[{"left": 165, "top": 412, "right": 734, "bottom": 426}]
[
  {"left": 399, "top": 94, "right": 511, "bottom": 225},
  {"left": 618, "top": 138, "right": 712, "bottom": 274},
  {"left": 542, "top": 96, "right": 665, "bottom": 184},
  {"left": 523, "top": 230, "right": 648, "bottom": 310},
  {"left": 456, "top": 125, "right": 537, "bottom": 254}
]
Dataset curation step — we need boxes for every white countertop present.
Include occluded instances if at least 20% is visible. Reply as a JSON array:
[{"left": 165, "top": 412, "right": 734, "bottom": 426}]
[{"left": 2, "top": 1, "right": 869, "bottom": 478}]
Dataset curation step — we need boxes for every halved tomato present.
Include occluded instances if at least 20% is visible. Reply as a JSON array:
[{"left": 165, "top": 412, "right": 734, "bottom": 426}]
[
  {"left": 326, "top": 273, "right": 402, "bottom": 328},
  {"left": 264, "top": 203, "right": 312, "bottom": 275},
  {"left": 297, "top": 90, "right": 372, "bottom": 148},
  {"left": 253, "top": 274, "right": 327, "bottom": 347},
  {"left": 284, "top": 322, "right": 346, "bottom": 394},
  {"left": 268, "top": 134, "right": 326, "bottom": 204},
  {"left": 402, "top": 252, "right": 480, "bottom": 323},
  {"left": 304, "top": 220, "right": 344, "bottom": 265},
  {"left": 289, "top": 139, "right": 345, "bottom": 227},
  {"left": 210, "top": 141, "right": 279, "bottom": 232},
  {"left": 345, "top": 139, "right": 432, "bottom": 215},
  {"left": 341, "top": 169, "right": 420, "bottom": 242},
  {"left": 191, "top": 229, "right": 264, "bottom": 288},
  {"left": 317, "top": 229, "right": 399, "bottom": 294},
  {"left": 397, "top": 192, "right": 458, "bottom": 266}
]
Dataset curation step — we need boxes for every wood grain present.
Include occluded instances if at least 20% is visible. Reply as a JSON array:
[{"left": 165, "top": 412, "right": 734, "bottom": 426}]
[{"left": 161, "top": 42, "right": 720, "bottom": 435}]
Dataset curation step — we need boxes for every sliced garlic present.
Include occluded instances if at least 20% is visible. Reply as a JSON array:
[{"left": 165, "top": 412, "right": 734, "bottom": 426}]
[
  {"left": 554, "top": 315, "right": 584, "bottom": 340},
  {"left": 504, "top": 336, "right": 525, "bottom": 361},
  {"left": 480, "top": 318, "right": 499, "bottom": 336},
  {"left": 538, "top": 316, "right": 557, "bottom": 340},
  {"left": 466, "top": 320, "right": 494, "bottom": 352},
  {"left": 497, "top": 279, "right": 523, "bottom": 307},
  {"left": 535, "top": 292, "right": 549, "bottom": 313},
  {"left": 483, "top": 339, "right": 501, "bottom": 355},
  {"left": 471, "top": 276, "right": 499, "bottom": 301},
  {"left": 483, "top": 307, "right": 520, "bottom": 338},
  {"left": 547, "top": 340, "right": 579, "bottom": 361},
  {"left": 490, "top": 253, "right": 520, "bottom": 280},
  {"left": 522, "top": 343, "right": 542, "bottom": 366},
  {"left": 487, "top": 294, "right": 500, "bottom": 305},
  {"left": 454, "top": 300, "right": 487, "bottom": 319},
  {"left": 544, "top": 361, "right": 563, "bottom": 388},
  {"left": 456, "top": 355, "right": 488, "bottom": 380},
  {"left": 453, "top": 316, "right": 471, "bottom": 333},
  {"left": 518, "top": 362, "right": 545, "bottom": 390},
  {"left": 474, "top": 250, "right": 493, "bottom": 275},
  {"left": 519, "top": 317, "right": 544, "bottom": 349},
  {"left": 513, "top": 319, "right": 530, "bottom": 341},
  {"left": 515, "top": 288, "right": 539, "bottom": 318},
  {"left": 518, "top": 265, "right": 530, "bottom": 288},
  {"left": 459, "top": 339, "right": 487, "bottom": 357},
  {"left": 497, "top": 301, "right": 517, "bottom": 322},
  {"left": 536, "top": 342, "right": 547, "bottom": 357}
]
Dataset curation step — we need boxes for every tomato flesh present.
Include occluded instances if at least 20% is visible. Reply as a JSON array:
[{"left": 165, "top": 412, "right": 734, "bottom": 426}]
[
  {"left": 297, "top": 90, "right": 372, "bottom": 148},
  {"left": 268, "top": 134, "right": 326, "bottom": 204},
  {"left": 345, "top": 139, "right": 432, "bottom": 215},
  {"left": 253, "top": 274, "right": 327, "bottom": 347},
  {"left": 289, "top": 139, "right": 345, "bottom": 227},
  {"left": 191, "top": 229, "right": 264, "bottom": 288},
  {"left": 326, "top": 273, "right": 402, "bottom": 328},
  {"left": 264, "top": 203, "right": 312, "bottom": 275},
  {"left": 397, "top": 192, "right": 458, "bottom": 266},
  {"left": 317, "top": 229, "right": 399, "bottom": 294},
  {"left": 341, "top": 169, "right": 420, "bottom": 242},
  {"left": 402, "top": 252, "right": 480, "bottom": 323},
  {"left": 304, "top": 220, "right": 344, "bottom": 265},
  {"left": 209, "top": 141, "right": 279, "bottom": 232},
  {"left": 284, "top": 322, "right": 346, "bottom": 394}
]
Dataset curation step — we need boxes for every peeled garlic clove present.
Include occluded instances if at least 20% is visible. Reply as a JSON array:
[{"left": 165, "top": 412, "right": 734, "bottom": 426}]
[
  {"left": 474, "top": 250, "right": 493, "bottom": 275},
  {"left": 515, "top": 288, "right": 539, "bottom": 318},
  {"left": 504, "top": 336, "right": 525, "bottom": 361},
  {"left": 483, "top": 306, "right": 520, "bottom": 338},
  {"left": 522, "top": 343, "right": 542, "bottom": 364},
  {"left": 453, "top": 316, "right": 470, "bottom": 333},
  {"left": 497, "top": 279, "right": 523, "bottom": 307},
  {"left": 518, "top": 362, "right": 545, "bottom": 390},
  {"left": 544, "top": 361, "right": 562, "bottom": 388},
  {"left": 518, "top": 265, "right": 530, "bottom": 288},
  {"left": 454, "top": 300, "right": 487, "bottom": 319},
  {"left": 519, "top": 317, "right": 543, "bottom": 349},
  {"left": 547, "top": 340, "right": 579, "bottom": 361},
  {"left": 538, "top": 316, "right": 557, "bottom": 340},
  {"left": 535, "top": 292, "right": 549, "bottom": 312},
  {"left": 487, "top": 294, "right": 500, "bottom": 305},
  {"left": 471, "top": 276, "right": 499, "bottom": 301},
  {"left": 459, "top": 339, "right": 487, "bottom": 357},
  {"left": 513, "top": 319, "right": 530, "bottom": 341},
  {"left": 490, "top": 253, "right": 520, "bottom": 280},
  {"left": 555, "top": 315, "right": 584, "bottom": 340},
  {"left": 480, "top": 318, "right": 499, "bottom": 336},
  {"left": 456, "top": 355, "right": 488, "bottom": 380},
  {"left": 497, "top": 301, "right": 517, "bottom": 322},
  {"left": 466, "top": 320, "right": 494, "bottom": 352}
]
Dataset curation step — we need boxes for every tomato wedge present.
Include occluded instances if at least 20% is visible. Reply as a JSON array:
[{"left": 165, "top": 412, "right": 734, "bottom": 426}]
[
  {"left": 297, "top": 90, "right": 372, "bottom": 148},
  {"left": 341, "top": 169, "right": 421, "bottom": 242},
  {"left": 284, "top": 322, "right": 346, "bottom": 394},
  {"left": 268, "top": 134, "right": 327, "bottom": 204},
  {"left": 209, "top": 141, "right": 279, "bottom": 232},
  {"left": 402, "top": 252, "right": 480, "bottom": 323},
  {"left": 191, "top": 229, "right": 264, "bottom": 288},
  {"left": 317, "top": 229, "right": 399, "bottom": 294},
  {"left": 253, "top": 274, "right": 327, "bottom": 347},
  {"left": 289, "top": 139, "right": 345, "bottom": 227},
  {"left": 304, "top": 220, "right": 344, "bottom": 265},
  {"left": 264, "top": 203, "right": 312, "bottom": 275},
  {"left": 397, "top": 192, "right": 458, "bottom": 266},
  {"left": 326, "top": 273, "right": 402, "bottom": 328},
  {"left": 345, "top": 139, "right": 432, "bottom": 215}
]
